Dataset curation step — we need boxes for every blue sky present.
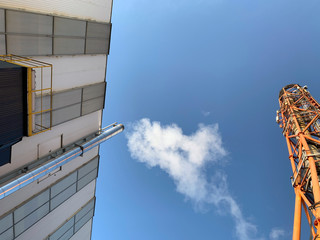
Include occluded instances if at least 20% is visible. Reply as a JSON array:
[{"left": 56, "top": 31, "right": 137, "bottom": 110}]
[{"left": 93, "top": 1, "right": 320, "bottom": 239}]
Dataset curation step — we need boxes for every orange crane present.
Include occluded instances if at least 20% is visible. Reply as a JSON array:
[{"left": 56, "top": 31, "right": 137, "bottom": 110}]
[{"left": 277, "top": 84, "right": 320, "bottom": 240}]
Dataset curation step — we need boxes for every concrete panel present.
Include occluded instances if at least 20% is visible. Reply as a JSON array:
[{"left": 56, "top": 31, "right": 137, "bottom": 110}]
[
  {"left": 82, "top": 96, "right": 104, "bottom": 115},
  {"left": 54, "top": 17, "right": 86, "bottom": 37},
  {"left": 52, "top": 89, "right": 82, "bottom": 110},
  {"left": 33, "top": 55, "right": 107, "bottom": 91},
  {"left": 0, "top": 0, "right": 112, "bottom": 23},
  {"left": 0, "top": 35, "right": 6, "bottom": 55},
  {"left": 70, "top": 218, "right": 92, "bottom": 240},
  {"left": 7, "top": 35, "right": 52, "bottom": 56},
  {"left": 6, "top": 10, "right": 52, "bottom": 35},
  {"left": 87, "top": 22, "right": 110, "bottom": 38},
  {"left": 52, "top": 103, "right": 81, "bottom": 126},
  {"left": 54, "top": 38, "right": 85, "bottom": 55},
  {"left": 82, "top": 83, "right": 105, "bottom": 101},
  {"left": 15, "top": 180, "right": 96, "bottom": 240},
  {"left": 86, "top": 38, "right": 109, "bottom": 54},
  {"left": 0, "top": 9, "right": 4, "bottom": 32}
]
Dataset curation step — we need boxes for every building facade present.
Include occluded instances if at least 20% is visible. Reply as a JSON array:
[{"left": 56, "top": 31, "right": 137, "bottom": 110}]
[{"left": 0, "top": 1, "right": 119, "bottom": 239}]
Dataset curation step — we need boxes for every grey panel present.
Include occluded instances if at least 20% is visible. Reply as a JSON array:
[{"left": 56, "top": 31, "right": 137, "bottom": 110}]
[
  {"left": 82, "top": 83, "right": 105, "bottom": 101},
  {"left": 77, "top": 169, "right": 97, "bottom": 191},
  {"left": 74, "top": 211, "right": 93, "bottom": 232},
  {"left": 14, "top": 202, "right": 49, "bottom": 236},
  {"left": 58, "top": 227, "right": 74, "bottom": 240},
  {"left": 78, "top": 157, "right": 98, "bottom": 179},
  {"left": 50, "top": 183, "right": 76, "bottom": 210},
  {"left": 6, "top": 10, "right": 52, "bottom": 35},
  {"left": 7, "top": 35, "right": 52, "bottom": 56},
  {"left": 53, "top": 38, "right": 85, "bottom": 55},
  {"left": 49, "top": 217, "right": 74, "bottom": 240},
  {"left": 0, "top": 35, "right": 5, "bottom": 54},
  {"left": 51, "top": 172, "right": 77, "bottom": 198},
  {"left": 35, "top": 95, "right": 51, "bottom": 113},
  {"left": 52, "top": 89, "right": 81, "bottom": 110},
  {"left": 81, "top": 96, "right": 104, "bottom": 115},
  {"left": 52, "top": 103, "right": 81, "bottom": 126},
  {"left": 0, "top": 9, "right": 4, "bottom": 32},
  {"left": 35, "top": 111, "right": 51, "bottom": 130},
  {"left": 86, "top": 22, "right": 110, "bottom": 38},
  {"left": 0, "top": 227, "right": 13, "bottom": 240},
  {"left": 54, "top": 17, "right": 86, "bottom": 37},
  {"left": 85, "top": 38, "right": 109, "bottom": 54},
  {"left": 75, "top": 200, "right": 95, "bottom": 223},
  {"left": 0, "top": 214, "right": 12, "bottom": 235},
  {"left": 14, "top": 190, "right": 49, "bottom": 223}
]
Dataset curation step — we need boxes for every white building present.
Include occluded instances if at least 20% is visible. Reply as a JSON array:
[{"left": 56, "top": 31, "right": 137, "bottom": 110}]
[{"left": 0, "top": 1, "right": 122, "bottom": 239}]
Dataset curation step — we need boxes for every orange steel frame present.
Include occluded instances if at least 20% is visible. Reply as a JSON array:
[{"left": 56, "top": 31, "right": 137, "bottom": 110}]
[{"left": 277, "top": 84, "right": 320, "bottom": 240}]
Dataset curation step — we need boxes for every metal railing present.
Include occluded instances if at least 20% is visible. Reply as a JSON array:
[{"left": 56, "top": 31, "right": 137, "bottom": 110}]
[{"left": 0, "top": 54, "right": 53, "bottom": 136}]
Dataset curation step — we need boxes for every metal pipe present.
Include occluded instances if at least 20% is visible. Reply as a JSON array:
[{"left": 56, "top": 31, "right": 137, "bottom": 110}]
[{"left": 0, "top": 123, "right": 124, "bottom": 200}]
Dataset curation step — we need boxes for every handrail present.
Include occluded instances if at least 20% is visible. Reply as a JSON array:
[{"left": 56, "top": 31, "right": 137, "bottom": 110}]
[{"left": 0, "top": 123, "right": 124, "bottom": 200}]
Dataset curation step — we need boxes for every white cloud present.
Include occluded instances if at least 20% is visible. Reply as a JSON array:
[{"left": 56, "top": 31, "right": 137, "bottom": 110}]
[
  {"left": 269, "top": 228, "right": 286, "bottom": 240},
  {"left": 126, "top": 118, "right": 262, "bottom": 240},
  {"left": 201, "top": 111, "right": 211, "bottom": 117}
]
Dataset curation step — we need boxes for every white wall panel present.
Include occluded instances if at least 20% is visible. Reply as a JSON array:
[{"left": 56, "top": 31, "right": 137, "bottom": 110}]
[
  {"left": 0, "top": 110, "right": 101, "bottom": 179},
  {"left": 38, "top": 135, "right": 61, "bottom": 159},
  {"left": 70, "top": 218, "right": 92, "bottom": 240},
  {"left": 33, "top": 55, "right": 107, "bottom": 91},
  {"left": 0, "top": 0, "right": 112, "bottom": 23},
  {"left": 15, "top": 180, "right": 96, "bottom": 240}
]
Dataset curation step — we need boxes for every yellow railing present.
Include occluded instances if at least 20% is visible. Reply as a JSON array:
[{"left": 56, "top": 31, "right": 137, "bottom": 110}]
[{"left": 0, "top": 54, "right": 53, "bottom": 136}]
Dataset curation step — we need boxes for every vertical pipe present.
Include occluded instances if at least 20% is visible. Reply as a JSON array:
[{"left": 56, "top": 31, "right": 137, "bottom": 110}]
[{"left": 293, "top": 192, "right": 302, "bottom": 240}]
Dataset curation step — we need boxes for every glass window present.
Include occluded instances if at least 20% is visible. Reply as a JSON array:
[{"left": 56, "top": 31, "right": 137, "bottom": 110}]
[
  {"left": 51, "top": 172, "right": 77, "bottom": 198},
  {"left": 0, "top": 213, "right": 12, "bottom": 235},
  {"left": 14, "top": 189, "right": 49, "bottom": 223},
  {"left": 49, "top": 217, "right": 74, "bottom": 240},
  {"left": 0, "top": 227, "right": 13, "bottom": 240},
  {"left": 14, "top": 202, "right": 49, "bottom": 236},
  {"left": 77, "top": 168, "right": 97, "bottom": 191},
  {"left": 75, "top": 199, "right": 94, "bottom": 223},
  {"left": 74, "top": 210, "right": 93, "bottom": 232},
  {"left": 78, "top": 158, "right": 98, "bottom": 179},
  {"left": 50, "top": 183, "right": 76, "bottom": 210}
]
